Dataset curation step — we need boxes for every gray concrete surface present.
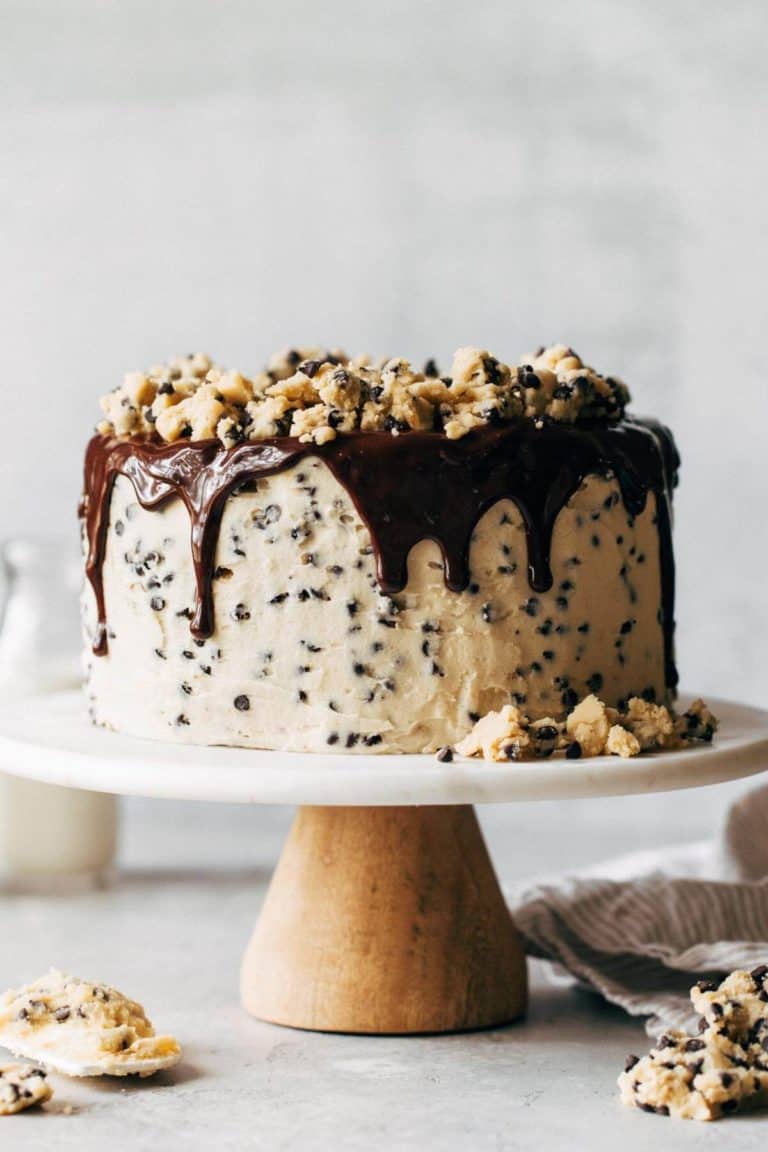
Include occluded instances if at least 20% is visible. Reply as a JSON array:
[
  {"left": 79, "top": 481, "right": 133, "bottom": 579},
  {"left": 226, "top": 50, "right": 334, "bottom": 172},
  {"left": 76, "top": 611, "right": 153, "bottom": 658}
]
[{"left": 1, "top": 786, "right": 766, "bottom": 1150}]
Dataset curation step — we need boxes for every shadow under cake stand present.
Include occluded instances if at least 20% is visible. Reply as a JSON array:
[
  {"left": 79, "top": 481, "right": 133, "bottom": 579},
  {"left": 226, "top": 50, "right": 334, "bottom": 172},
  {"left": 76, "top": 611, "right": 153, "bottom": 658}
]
[{"left": 1, "top": 691, "right": 766, "bottom": 1036}]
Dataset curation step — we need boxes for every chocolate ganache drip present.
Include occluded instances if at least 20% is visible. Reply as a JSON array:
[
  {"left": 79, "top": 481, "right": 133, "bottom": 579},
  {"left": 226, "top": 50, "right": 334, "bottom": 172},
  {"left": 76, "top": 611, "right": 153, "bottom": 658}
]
[{"left": 81, "top": 418, "right": 680, "bottom": 688}]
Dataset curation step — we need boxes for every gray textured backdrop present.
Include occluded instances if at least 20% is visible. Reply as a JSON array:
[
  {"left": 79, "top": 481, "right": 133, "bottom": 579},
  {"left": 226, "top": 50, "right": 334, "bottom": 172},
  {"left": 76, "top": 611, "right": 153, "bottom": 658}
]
[{"left": 1, "top": 0, "right": 766, "bottom": 703}]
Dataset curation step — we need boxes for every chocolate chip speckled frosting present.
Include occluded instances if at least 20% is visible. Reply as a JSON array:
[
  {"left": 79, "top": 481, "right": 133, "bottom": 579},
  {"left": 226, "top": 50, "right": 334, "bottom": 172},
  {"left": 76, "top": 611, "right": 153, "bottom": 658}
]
[{"left": 81, "top": 344, "right": 679, "bottom": 754}]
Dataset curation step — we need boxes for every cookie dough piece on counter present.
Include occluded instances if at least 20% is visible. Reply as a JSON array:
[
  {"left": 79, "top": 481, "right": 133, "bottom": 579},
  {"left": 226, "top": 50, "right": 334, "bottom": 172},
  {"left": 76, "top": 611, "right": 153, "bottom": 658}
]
[
  {"left": 619, "top": 1031, "right": 768, "bottom": 1121},
  {"left": 0, "top": 1064, "right": 52, "bottom": 1115},
  {"left": 620, "top": 966, "right": 768, "bottom": 1121},
  {"left": 0, "top": 970, "right": 181, "bottom": 1078},
  {"left": 691, "top": 967, "right": 768, "bottom": 1069}
]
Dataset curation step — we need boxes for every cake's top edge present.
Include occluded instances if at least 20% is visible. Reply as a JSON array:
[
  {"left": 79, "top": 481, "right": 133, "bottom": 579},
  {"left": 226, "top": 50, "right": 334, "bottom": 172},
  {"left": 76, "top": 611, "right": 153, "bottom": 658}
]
[{"left": 97, "top": 343, "right": 632, "bottom": 447}]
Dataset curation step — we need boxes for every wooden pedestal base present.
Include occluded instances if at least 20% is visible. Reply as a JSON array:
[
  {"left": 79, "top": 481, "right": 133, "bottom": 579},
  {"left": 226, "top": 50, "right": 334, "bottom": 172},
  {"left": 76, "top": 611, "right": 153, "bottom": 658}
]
[{"left": 240, "top": 804, "right": 528, "bottom": 1034}]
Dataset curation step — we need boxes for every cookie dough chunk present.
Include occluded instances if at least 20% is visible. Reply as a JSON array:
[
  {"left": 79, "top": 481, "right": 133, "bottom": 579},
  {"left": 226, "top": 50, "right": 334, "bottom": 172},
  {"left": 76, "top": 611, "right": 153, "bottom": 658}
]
[
  {"left": 0, "top": 1064, "right": 51, "bottom": 1115},
  {"left": 0, "top": 971, "right": 181, "bottom": 1078},
  {"left": 454, "top": 694, "right": 719, "bottom": 763},
  {"left": 691, "top": 968, "right": 768, "bottom": 1070},
  {"left": 455, "top": 705, "right": 533, "bottom": 761},
  {"left": 619, "top": 1032, "right": 767, "bottom": 1121},
  {"left": 676, "top": 698, "right": 719, "bottom": 744},
  {"left": 622, "top": 697, "right": 677, "bottom": 751}
]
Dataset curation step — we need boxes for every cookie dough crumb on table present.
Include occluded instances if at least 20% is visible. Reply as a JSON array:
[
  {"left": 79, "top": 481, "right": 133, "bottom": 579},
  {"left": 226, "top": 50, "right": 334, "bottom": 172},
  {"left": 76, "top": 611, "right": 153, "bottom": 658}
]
[
  {"left": 619, "top": 967, "right": 768, "bottom": 1121},
  {"left": 0, "top": 970, "right": 181, "bottom": 1078},
  {"left": 0, "top": 1064, "right": 51, "bottom": 1115}
]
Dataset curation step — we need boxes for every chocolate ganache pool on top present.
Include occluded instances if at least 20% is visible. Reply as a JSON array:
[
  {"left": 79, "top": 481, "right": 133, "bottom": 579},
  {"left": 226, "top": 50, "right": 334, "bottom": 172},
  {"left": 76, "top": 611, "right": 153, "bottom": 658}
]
[{"left": 80, "top": 344, "right": 679, "bottom": 755}]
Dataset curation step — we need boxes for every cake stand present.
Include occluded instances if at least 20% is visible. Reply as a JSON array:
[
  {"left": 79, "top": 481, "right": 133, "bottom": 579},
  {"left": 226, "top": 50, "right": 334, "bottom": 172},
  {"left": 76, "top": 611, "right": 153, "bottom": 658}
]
[{"left": 1, "top": 690, "right": 766, "bottom": 1036}]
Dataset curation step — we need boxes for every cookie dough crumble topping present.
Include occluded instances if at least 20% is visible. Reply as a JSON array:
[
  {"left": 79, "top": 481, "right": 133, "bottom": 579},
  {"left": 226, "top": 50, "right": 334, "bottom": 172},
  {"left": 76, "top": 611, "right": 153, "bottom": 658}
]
[
  {"left": 619, "top": 967, "right": 768, "bottom": 1121},
  {"left": 454, "top": 695, "right": 718, "bottom": 763},
  {"left": 97, "top": 344, "right": 632, "bottom": 445}
]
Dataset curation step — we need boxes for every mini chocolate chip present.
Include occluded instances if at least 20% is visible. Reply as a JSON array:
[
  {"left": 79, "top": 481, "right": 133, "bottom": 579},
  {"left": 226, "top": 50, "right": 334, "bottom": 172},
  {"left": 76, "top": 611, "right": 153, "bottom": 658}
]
[
  {"left": 150, "top": 596, "right": 166, "bottom": 612},
  {"left": 696, "top": 979, "right": 718, "bottom": 993},
  {"left": 684, "top": 1038, "right": 705, "bottom": 1051},
  {"left": 586, "top": 673, "right": 603, "bottom": 693},
  {"left": 234, "top": 695, "right": 250, "bottom": 711},
  {"left": 436, "top": 746, "right": 454, "bottom": 763},
  {"left": 54, "top": 1006, "right": 71, "bottom": 1023},
  {"left": 624, "top": 1054, "right": 639, "bottom": 1073},
  {"left": 535, "top": 725, "right": 558, "bottom": 742},
  {"left": 253, "top": 504, "right": 281, "bottom": 529},
  {"left": 566, "top": 741, "right": 582, "bottom": 760}
]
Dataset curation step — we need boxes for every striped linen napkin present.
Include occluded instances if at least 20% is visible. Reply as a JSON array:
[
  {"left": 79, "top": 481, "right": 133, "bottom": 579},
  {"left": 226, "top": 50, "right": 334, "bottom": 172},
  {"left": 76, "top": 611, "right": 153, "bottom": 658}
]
[{"left": 508, "top": 782, "right": 768, "bottom": 1036}]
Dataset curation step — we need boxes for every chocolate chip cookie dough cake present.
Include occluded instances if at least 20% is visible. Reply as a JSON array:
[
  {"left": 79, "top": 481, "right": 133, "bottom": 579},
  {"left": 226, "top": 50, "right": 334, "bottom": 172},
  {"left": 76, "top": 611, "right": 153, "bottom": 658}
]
[{"left": 81, "top": 344, "right": 680, "bottom": 754}]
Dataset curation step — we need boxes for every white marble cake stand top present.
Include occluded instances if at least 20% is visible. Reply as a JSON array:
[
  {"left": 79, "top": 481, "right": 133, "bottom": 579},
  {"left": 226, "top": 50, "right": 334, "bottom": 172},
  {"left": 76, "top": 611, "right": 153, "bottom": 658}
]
[{"left": 0, "top": 690, "right": 765, "bottom": 805}]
